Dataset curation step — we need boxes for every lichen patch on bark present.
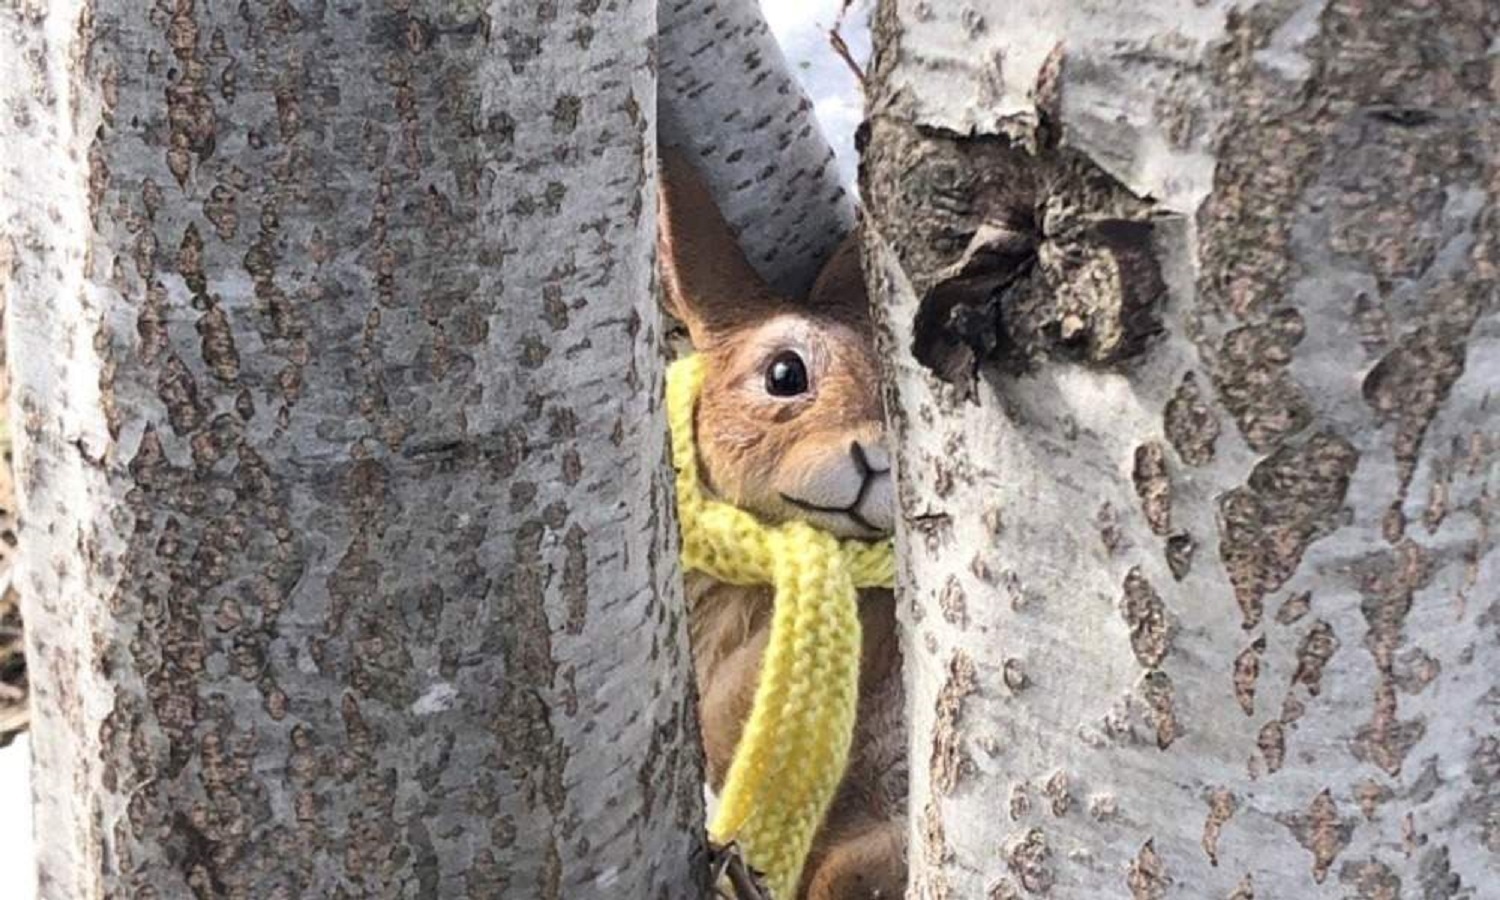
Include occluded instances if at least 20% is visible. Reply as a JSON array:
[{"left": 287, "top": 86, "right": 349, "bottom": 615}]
[
  {"left": 1279, "top": 789, "right": 1355, "bottom": 885},
  {"left": 1163, "top": 371, "right": 1219, "bottom": 466},
  {"left": 930, "top": 650, "right": 978, "bottom": 796},
  {"left": 1004, "top": 827, "right": 1054, "bottom": 895},
  {"left": 1127, "top": 839, "right": 1169, "bottom": 900},
  {"left": 1232, "top": 636, "right": 1264, "bottom": 717},
  {"left": 1361, "top": 301, "right": 1482, "bottom": 533},
  {"left": 1201, "top": 788, "right": 1238, "bottom": 867},
  {"left": 1351, "top": 541, "right": 1433, "bottom": 776},
  {"left": 1210, "top": 310, "right": 1313, "bottom": 453},
  {"left": 1139, "top": 669, "right": 1180, "bottom": 751},
  {"left": 1120, "top": 567, "right": 1171, "bottom": 669},
  {"left": 1217, "top": 432, "right": 1358, "bottom": 630},
  {"left": 1290, "top": 620, "right": 1339, "bottom": 698},
  {"left": 1131, "top": 442, "right": 1172, "bottom": 536}
]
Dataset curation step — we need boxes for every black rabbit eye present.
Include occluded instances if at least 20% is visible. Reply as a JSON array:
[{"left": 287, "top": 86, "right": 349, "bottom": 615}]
[{"left": 764, "top": 350, "right": 809, "bottom": 397}]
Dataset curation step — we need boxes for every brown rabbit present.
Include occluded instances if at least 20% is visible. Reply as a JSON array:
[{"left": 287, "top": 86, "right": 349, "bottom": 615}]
[{"left": 658, "top": 147, "right": 907, "bottom": 899}]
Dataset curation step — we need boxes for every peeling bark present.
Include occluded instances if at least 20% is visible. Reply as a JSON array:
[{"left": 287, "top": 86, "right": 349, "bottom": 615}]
[
  {"left": 864, "top": 0, "right": 1498, "bottom": 895},
  {"left": 1, "top": 2, "right": 704, "bottom": 897}
]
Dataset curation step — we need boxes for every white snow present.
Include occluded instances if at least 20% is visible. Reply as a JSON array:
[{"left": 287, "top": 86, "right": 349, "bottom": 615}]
[
  {"left": 761, "top": 0, "right": 873, "bottom": 188},
  {"left": 0, "top": 7, "right": 870, "bottom": 897},
  {"left": 0, "top": 735, "right": 34, "bottom": 900}
]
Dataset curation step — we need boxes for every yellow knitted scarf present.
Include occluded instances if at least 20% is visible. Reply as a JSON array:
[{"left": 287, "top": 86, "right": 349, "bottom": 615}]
[{"left": 667, "top": 354, "right": 895, "bottom": 897}]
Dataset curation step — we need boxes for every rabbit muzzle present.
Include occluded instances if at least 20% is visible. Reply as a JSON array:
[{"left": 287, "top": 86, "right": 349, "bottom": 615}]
[{"left": 779, "top": 437, "right": 894, "bottom": 538}]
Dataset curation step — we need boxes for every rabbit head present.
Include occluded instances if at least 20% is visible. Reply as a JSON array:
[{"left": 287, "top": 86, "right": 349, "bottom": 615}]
[{"left": 658, "top": 149, "right": 892, "bottom": 539}]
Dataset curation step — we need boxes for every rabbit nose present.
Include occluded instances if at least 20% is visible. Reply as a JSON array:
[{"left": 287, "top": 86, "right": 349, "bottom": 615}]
[
  {"left": 850, "top": 440, "right": 890, "bottom": 475},
  {"left": 851, "top": 439, "right": 895, "bottom": 534}
]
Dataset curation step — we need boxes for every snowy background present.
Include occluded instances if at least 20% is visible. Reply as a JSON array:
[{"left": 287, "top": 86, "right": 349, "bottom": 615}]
[
  {"left": 0, "top": 4, "right": 871, "bottom": 896},
  {"left": 762, "top": 0, "right": 872, "bottom": 188}
]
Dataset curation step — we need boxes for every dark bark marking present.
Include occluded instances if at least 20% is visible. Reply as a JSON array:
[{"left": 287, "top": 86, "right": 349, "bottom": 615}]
[
  {"left": 1131, "top": 441, "right": 1172, "bottom": 536},
  {"left": 1201, "top": 788, "right": 1237, "bottom": 867},
  {"left": 1417, "top": 846, "right": 1463, "bottom": 898},
  {"left": 495, "top": 520, "right": 568, "bottom": 882},
  {"left": 636, "top": 698, "right": 687, "bottom": 820},
  {"left": 930, "top": 651, "right": 977, "bottom": 796},
  {"left": 1127, "top": 839, "right": 1168, "bottom": 900},
  {"left": 989, "top": 878, "right": 1021, "bottom": 900},
  {"left": 1290, "top": 620, "right": 1339, "bottom": 698},
  {"left": 162, "top": 0, "right": 217, "bottom": 187},
  {"left": 1257, "top": 720, "right": 1285, "bottom": 775},
  {"left": 542, "top": 283, "right": 570, "bottom": 332},
  {"left": 1164, "top": 532, "right": 1195, "bottom": 581},
  {"left": 1120, "top": 568, "right": 1170, "bottom": 668},
  {"left": 1009, "top": 782, "right": 1031, "bottom": 821},
  {"left": 550, "top": 94, "right": 582, "bottom": 134},
  {"left": 244, "top": 198, "right": 307, "bottom": 423},
  {"left": 1042, "top": 770, "right": 1071, "bottom": 818},
  {"left": 1279, "top": 789, "right": 1354, "bottom": 884},
  {"left": 1232, "top": 636, "right": 1264, "bottom": 717},
  {"left": 1218, "top": 431, "right": 1358, "bottom": 630},
  {"left": 937, "top": 574, "right": 968, "bottom": 628},
  {"left": 1354, "top": 779, "right": 1394, "bottom": 821},
  {"left": 1351, "top": 540, "right": 1433, "bottom": 775},
  {"left": 1338, "top": 858, "right": 1401, "bottom": 900},
  {"left": 1001, "top": 657, "right": 1029, "bottom": 693},
  {"left": 1275, "top": 590, "right": 1312, "bottom": 626},
  {"left": 1089, "top": 794, "right": 1118, "bottom": 822},
  {"left": 1004, "top": 828, "right": 1054, "bottom": 895},
  {"left": 157, "top": 353, "right": 209, "bottom": 435},
  {"left": 87, "top": 127, "right": 109, "bottom": 230},
  {"left": 1466, "top": 734, "right": 1500, "bottom": 854},
  {"left": 1228, "top": 874, "right": 1255, "bottom": 900},
  {"left": 1096, "top": 501, "right": 1127, "bottom": 557},
  {"left": 561, "top": 523, "right": 588, "bottom": 635},
  {"left": 195, "top": 304, "right": 239, "bottom": 383},
  {"left": 920, "top": 800, "right": 954, "bottom": 900},
  {"left": 1197, "top": 7, "right": 1329, "bottom": 324},
  {"left": 1139, "top": 669, "right": 1179, "bottom": 750},
  {"left": 1163, "top": 371, "right": 1219, "bottom": 466},
  {"left": 201, "top": 183, "right": 237, "bottom": 239},
  {"left": 1362, "top": 303, "right": 1482, "bottom": 534},
  {"left": 1211, "top": 309, "right": 1312, "bottom": 453}
]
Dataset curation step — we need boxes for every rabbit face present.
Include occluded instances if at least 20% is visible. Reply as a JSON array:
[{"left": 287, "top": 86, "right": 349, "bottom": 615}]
[
  {"left": 658, "top": 148, "right": 892, "bottom": 539},
  {"left": 695, "top": 312, "right": 892, "bottom": 538}
]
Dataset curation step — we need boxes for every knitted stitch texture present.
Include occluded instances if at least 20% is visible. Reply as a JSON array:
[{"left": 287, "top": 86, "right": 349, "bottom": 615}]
[{"left": 667, "top": 354, "right": 894, "bottom": 897}]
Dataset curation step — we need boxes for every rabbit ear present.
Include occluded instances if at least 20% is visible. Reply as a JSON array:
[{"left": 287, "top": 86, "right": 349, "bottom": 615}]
[
  {"left": 805, "top": 231, "right": 871, "bottom": 327},
  {"left": 658, "top": 145, "right": 779, "bottom": 346}
]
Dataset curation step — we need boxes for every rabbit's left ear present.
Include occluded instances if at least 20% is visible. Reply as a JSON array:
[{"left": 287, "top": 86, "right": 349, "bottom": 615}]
[
  {"left": 805, "top": 232, "right": 871, "bottom": 327},
  {"left": 658, "top": 145, "right": 781, "bottom": 347}
]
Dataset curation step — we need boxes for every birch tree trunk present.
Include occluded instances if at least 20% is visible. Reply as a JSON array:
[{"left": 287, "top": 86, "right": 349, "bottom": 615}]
[
  {"left": 862, "top": 1, "right": 1498, "bottom": 897},
  {"left": 0, "top": 2, "right": 704, "bottom": 898},
  {"left": 659, "top": 0, "right": 854, "bottom": 298}
]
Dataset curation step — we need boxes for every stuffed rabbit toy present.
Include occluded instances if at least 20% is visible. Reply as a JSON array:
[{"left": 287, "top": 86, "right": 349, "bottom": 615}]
[{"left": 658, "top": 147, "right": 907, "bottom": 900}]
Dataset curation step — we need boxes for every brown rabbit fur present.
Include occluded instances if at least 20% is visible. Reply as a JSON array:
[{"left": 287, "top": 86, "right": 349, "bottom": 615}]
[{"left": 658, "top": 147, "right": 907, "bottom": 899}]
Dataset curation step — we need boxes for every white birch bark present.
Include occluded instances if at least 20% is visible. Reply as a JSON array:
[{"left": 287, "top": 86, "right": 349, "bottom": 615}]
[
  {"left": 862, "top": 1, "right": 1498, "bottom": 897},
  {"left": 659, "top": 0, "right": 854, "bottom": 297},
  {"left": 0, "top": 2, "right": 704, "bottom": 897}
]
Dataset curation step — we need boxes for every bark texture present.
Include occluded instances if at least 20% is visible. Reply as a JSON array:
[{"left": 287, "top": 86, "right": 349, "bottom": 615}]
[
  {"left": 659, "top": 0, "right": 854, "bottom": 298},
  {"left": 862, "top": 0, "right": 1497, "bottom": 897},
  {"left": 0, "top": 286, "right": 19, "bottom": 742},
  {"left": 0, "top": 2, "right": 703, "bottom": 897}
]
